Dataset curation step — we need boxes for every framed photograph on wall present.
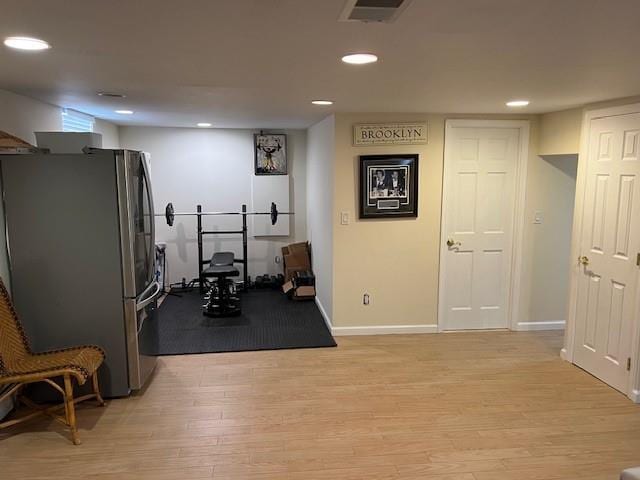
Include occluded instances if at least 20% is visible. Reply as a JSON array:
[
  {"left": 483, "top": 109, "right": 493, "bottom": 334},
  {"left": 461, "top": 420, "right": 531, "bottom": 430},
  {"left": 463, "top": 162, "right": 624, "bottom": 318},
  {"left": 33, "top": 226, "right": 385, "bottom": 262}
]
[
  {"left": 254, "top": 133, "right": 287, "bottom": 175},
  {"left": 359, "top": 154, "right": 419, "bottom": 219}
]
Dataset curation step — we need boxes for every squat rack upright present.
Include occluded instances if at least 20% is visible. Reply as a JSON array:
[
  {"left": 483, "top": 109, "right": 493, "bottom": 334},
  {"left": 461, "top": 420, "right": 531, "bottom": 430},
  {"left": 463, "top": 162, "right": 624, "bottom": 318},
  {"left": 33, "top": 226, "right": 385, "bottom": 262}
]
[{"left": 196, "top": 204, "right": 249, "bottom": 292}]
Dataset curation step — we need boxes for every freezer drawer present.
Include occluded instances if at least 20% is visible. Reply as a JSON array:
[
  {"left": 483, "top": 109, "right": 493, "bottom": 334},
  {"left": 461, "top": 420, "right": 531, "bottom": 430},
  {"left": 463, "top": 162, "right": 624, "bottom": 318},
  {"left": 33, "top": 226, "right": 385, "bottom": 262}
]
[{"left": 124, "top": 283, "right": 159, "bottom": 391}]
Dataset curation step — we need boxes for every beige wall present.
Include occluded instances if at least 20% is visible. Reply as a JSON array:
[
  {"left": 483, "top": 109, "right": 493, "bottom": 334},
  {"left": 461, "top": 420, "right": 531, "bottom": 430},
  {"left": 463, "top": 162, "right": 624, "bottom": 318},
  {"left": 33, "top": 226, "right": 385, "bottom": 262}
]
[
  {"left": 306, "top": 115, "right": 335, "bottom": 319},
  {"left": 537, "top": 97, "right": 640, "bottom": 157},
  {"left": 539, "top": 108, "right": 582, "bottom": 156},
  {"left": 333, "top": 113, "right": 444, "bottom": 328},
  {"left": 329, "top": 112, "right": 574, "bottom": 329}
]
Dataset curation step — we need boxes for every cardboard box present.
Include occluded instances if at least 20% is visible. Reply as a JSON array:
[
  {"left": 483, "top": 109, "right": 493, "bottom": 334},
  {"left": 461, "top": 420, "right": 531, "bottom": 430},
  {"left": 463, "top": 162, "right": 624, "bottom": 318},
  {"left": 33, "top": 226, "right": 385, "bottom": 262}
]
[
  {"left": 282, "top": 242, "right": 309, "bottom": 256},
  {"left": 282, "top": 281, "right": 315, "bottom": 299},
  {"left": 282, "top": 242, "right": 311, "bottom": 281},
  {"left": 294, "top": 286, "right": 316, "bottom": 299},
  {"left": 282, "top": 280, "right": 294, "bottom": 294},
  {"left": 281, "top": 242, "right": 315, "bottom": 299}
]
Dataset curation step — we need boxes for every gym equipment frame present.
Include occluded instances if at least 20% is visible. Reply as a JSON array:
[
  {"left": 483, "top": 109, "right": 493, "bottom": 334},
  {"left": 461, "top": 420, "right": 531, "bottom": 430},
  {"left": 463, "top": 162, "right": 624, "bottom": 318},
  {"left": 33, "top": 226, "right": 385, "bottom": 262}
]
[
  {"left": 197, "top": 204, "right": 248, "bottom": 292},
  {"left": 154, "top": 202, "right": 294, "bottom": 292}
]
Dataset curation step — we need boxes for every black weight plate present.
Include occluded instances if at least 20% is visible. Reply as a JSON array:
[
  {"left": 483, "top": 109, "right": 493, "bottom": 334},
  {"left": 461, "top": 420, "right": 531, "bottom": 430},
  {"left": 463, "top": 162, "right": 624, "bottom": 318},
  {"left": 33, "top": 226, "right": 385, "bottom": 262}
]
[{"left": 165, "top": 202, "right": 175, "bottom": 226}]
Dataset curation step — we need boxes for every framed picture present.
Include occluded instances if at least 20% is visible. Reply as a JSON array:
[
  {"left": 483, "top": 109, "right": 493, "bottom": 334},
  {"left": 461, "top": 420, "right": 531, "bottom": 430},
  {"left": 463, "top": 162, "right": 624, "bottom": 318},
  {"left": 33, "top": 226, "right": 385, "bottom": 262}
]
[
  {"left": 359, "top": 154, "right": 419, "bottom": 219},
  {"left": 254, "top": 133, "right": 287, "bottom": 175}
]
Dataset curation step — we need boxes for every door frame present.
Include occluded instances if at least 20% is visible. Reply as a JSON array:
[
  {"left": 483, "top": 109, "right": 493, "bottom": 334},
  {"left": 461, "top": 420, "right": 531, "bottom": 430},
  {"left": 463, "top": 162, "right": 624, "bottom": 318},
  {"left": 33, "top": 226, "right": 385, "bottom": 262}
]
[
  {"left": 563, "top": 103, "right": 640, "bottom": 403},
  {"left": 438, "top": 119, "right": 530, "bottom": 332}
]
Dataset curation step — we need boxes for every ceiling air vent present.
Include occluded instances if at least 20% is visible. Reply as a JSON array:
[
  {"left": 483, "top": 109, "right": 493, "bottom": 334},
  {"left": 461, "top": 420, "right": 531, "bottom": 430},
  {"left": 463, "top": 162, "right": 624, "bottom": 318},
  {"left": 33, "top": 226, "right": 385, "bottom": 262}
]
[{"left": 339, "top": 0, "right": 413, "bottom": 23}]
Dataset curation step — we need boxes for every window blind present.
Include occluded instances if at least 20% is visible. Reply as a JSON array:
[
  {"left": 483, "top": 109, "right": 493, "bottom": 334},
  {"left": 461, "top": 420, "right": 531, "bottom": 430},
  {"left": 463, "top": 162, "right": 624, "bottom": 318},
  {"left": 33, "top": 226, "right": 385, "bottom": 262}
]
[{"left": 62, "top": 108, "right": 94, "bottom": 133}]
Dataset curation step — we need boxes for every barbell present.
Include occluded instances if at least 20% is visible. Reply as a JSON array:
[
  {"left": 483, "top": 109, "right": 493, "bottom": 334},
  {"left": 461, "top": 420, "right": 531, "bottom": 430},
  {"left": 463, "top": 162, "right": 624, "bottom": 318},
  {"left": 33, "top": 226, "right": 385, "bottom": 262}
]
[{"left": 156, "top": 202, "right": 293, "bottom": 226}]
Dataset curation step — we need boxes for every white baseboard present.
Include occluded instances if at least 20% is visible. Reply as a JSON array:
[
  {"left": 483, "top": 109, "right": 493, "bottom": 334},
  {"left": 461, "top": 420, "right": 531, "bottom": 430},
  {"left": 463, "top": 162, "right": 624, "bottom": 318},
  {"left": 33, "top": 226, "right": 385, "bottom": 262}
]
[
  {"left": 516, "top": 320, "right": 565, "bottom": 331},
  {"left": 326, "top": 319, "right": 564, "bottom": 336},
  {"left": 314, "top": 297, "right": 333, "bottom": 332},
  {"left": 331, "top": 324, "right": 438, "bottom": 336},
  {"left": 560, "top": 347, "right": 570, "bottom": 361},
  {"left": 630, "top": 389, "right": 640, "bottom": 404}
]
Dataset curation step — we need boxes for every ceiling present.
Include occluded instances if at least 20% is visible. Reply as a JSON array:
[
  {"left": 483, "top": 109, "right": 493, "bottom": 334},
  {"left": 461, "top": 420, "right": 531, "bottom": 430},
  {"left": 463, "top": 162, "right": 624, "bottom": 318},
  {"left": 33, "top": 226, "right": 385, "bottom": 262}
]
[{"left": 1, "top": 0, "right": 640, "bottom": 128}]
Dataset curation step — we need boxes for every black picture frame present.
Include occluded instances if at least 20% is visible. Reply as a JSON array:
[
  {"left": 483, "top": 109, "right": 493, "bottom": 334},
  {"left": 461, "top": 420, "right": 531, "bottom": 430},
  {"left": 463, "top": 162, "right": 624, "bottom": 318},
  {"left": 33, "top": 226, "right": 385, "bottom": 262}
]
[
  {"left": 254, "top": 133, "right": 287, "bottom": 175},
  {"left": 359, "top": 154, "right": 419, "bottom": 219}
]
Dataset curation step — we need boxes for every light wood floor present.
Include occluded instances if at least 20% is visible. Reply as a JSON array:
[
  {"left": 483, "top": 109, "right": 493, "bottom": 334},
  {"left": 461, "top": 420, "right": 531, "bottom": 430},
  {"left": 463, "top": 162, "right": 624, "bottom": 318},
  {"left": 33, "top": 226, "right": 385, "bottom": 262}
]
[{"left": 1, "top": 330, "right": 639, "bottom": 479}]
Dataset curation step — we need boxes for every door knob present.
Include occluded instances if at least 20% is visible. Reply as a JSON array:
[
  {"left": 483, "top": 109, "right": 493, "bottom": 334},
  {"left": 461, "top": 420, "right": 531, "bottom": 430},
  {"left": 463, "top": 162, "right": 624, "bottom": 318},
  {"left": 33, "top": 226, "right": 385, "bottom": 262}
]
[
  {"left": 579, "top": 255, "right": 590, "bottom": 266},
  {"left": 447, "top": 238, "right": 461, "bottom": 248}
]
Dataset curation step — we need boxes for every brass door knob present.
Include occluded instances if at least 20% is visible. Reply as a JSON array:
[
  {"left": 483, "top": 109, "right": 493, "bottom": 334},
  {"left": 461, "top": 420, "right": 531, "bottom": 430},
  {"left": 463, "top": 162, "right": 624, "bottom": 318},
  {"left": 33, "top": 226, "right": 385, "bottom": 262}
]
[{"left": 579, "top": 255, "right": 590, "bottom": 266}]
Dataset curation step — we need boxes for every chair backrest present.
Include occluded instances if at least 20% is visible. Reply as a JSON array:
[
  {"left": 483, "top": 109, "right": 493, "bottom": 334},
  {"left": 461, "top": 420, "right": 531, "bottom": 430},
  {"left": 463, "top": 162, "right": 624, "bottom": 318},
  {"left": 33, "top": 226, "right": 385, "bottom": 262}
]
[
  {"left": 210, "top": 252, "right": 235, "bottom": 267},
  {"left": 0, "top": 279, "right": 31, "bottom": 373}
]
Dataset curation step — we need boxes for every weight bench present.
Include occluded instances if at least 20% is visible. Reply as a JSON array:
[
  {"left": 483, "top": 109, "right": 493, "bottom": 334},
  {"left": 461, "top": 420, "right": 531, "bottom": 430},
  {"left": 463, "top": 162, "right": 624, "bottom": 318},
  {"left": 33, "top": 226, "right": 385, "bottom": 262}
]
[{"left": 202, "top": 252, "right": 241, "bottom": 316}]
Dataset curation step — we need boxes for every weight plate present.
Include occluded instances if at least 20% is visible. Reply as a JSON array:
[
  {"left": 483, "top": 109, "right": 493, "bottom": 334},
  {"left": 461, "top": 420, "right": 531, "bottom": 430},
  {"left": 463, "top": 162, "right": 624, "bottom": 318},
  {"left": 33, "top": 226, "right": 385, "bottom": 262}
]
[{"left": 165, "top": 202, "right": 175, "bottom": 226}]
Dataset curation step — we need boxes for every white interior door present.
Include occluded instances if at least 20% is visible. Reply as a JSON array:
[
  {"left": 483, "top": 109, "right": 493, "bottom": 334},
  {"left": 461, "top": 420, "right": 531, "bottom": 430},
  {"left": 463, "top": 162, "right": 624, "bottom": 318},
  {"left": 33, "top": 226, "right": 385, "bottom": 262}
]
[
  {"left": 573, "top": 112, "right": 640, "bottom": 393},
  {"left": 440, "top": 122, "right": 522, "bottom": 330}
]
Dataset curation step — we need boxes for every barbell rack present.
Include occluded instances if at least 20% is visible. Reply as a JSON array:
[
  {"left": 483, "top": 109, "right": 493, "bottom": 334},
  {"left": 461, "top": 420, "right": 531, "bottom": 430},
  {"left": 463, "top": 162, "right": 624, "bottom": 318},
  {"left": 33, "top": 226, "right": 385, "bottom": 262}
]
[
  {"left": 155, "top": 202, "right": 294, "bottom": 292},
  {"left": 195, "top": 204, "right": 249, "bottom": 291}
]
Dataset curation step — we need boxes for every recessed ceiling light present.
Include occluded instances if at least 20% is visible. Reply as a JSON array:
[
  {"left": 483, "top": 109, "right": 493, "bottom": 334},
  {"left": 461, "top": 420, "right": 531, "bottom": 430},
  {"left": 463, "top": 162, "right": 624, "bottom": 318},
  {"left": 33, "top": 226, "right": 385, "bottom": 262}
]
[
  {"left": 115, "top": 110, "right": 134, "bottom": 115},
  {"left": 197, "top": 122, "right": 212, "bottom": 127},
  {"left": 341, "top": 53, "right": 378, "bottom": 65},
  {"left": 98, "top": 92, "right": 126, "bottom": 98},
  {"left": 506, "top": 100, "right": 530, "bottom": 107},
  {"left": 4, "top": 36, "right": 50, "bottom": 51},
  {"left": 311, "top": 100, "right": 334, "bottom": 106}
]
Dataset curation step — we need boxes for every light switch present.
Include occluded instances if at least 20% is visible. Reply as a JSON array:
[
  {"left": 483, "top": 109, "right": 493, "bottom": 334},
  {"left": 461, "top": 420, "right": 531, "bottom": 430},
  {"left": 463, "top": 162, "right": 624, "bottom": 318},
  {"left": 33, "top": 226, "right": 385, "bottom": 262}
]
[
  {"left": 340, "top": 211, "right": 350, "bottom": 225},
  {"left": 534, "top": 211, "right": 543, "bottom": 224}
]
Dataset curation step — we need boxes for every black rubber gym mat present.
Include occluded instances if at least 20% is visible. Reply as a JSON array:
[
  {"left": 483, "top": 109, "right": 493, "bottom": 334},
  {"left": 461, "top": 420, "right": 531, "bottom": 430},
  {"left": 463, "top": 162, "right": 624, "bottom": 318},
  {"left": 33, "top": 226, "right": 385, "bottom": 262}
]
[{"left": 145, "top": 289, "right": 336, "bottom": 355}]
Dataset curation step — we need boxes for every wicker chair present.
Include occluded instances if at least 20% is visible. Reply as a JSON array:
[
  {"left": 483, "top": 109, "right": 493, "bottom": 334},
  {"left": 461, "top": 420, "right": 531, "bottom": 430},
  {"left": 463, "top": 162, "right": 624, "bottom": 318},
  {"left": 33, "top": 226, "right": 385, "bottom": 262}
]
[{"left": 0, "top": 279, "right": 105, "bottom": 445}]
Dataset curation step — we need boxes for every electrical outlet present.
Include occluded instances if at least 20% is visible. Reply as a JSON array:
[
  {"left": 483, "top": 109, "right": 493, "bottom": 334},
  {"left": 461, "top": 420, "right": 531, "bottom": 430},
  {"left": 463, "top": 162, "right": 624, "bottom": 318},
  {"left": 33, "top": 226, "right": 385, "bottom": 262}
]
[
  {"left": 363, "top": 293, "right": 370, "bottom": 305},
  {"left": 275, "top": 255, "right": 281, "bottom": 264},
  {"left": 340, "top": 211, "right": 350, "bottom": 225}
]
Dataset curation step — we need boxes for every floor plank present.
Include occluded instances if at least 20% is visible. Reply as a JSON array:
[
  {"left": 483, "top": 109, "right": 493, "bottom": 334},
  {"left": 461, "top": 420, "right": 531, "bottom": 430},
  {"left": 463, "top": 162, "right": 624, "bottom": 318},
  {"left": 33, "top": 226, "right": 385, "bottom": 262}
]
[{"left": 1, "top": 330, "right": 639, "bottom": 479}]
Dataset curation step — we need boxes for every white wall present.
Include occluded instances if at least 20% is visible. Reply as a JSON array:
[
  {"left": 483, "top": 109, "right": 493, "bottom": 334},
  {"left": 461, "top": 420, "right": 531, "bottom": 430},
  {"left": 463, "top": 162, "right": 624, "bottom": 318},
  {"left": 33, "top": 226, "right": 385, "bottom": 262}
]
[
  {"left": 306, "top": 115, "right": 335, "bottom": 322},
  {"left": 94, "top": 118, "right": 120, "bottom": 149},
  {"left": 0, "top": 90, "right": 119, "bottom": 150},
  {"left": 0, "top": 89, "right": 63, "bottom": 146},
  {"left": 118, "top": 126, "right": 307, "bottom": 285}
]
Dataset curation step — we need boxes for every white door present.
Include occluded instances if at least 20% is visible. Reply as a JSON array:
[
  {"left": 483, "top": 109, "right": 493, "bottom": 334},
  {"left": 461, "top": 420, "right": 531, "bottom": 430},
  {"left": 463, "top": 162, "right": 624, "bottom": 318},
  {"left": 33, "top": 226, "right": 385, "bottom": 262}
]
[
  {"left": 440, "top": 121, "right": 523, "bottom": 330},
  {"left": 573, "top": 112, "right": 640, "bottom": 393}
]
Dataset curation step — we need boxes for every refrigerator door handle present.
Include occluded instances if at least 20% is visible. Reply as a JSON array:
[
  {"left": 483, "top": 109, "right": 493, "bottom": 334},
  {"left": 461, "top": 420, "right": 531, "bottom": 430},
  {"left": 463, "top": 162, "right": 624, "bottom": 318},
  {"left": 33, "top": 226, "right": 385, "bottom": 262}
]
[
  {"left": 136, "top": 281, "right": 160, "bottom": 312},
  {"left": 140, "top": 153, "right": 156, "bottom": 287}
]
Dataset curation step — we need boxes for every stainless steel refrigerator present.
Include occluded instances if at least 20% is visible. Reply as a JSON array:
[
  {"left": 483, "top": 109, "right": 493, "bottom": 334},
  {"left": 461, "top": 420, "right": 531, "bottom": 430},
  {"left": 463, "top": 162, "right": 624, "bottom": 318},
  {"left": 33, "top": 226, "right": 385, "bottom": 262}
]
[{"left": 1, "top": 149, "right": 159, "bottom": 397}]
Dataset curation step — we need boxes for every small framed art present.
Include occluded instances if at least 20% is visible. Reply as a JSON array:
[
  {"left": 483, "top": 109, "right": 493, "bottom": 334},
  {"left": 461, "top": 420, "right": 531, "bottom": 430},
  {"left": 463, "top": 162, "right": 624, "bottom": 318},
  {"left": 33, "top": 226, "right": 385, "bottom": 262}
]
[
  {"left": 254, "top": 133, "right": 287, "bottom": 175},
  {"left": 359, "top": 154, "right": 419, "bottom": 219}
]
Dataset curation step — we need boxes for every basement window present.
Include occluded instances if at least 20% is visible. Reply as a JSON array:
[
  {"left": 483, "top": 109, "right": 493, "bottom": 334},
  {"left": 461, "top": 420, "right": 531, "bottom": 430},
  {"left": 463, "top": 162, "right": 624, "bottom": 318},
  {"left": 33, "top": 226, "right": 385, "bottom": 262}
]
[{"left": 62, "top": 108, "right": 94, "bottom": 133}]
